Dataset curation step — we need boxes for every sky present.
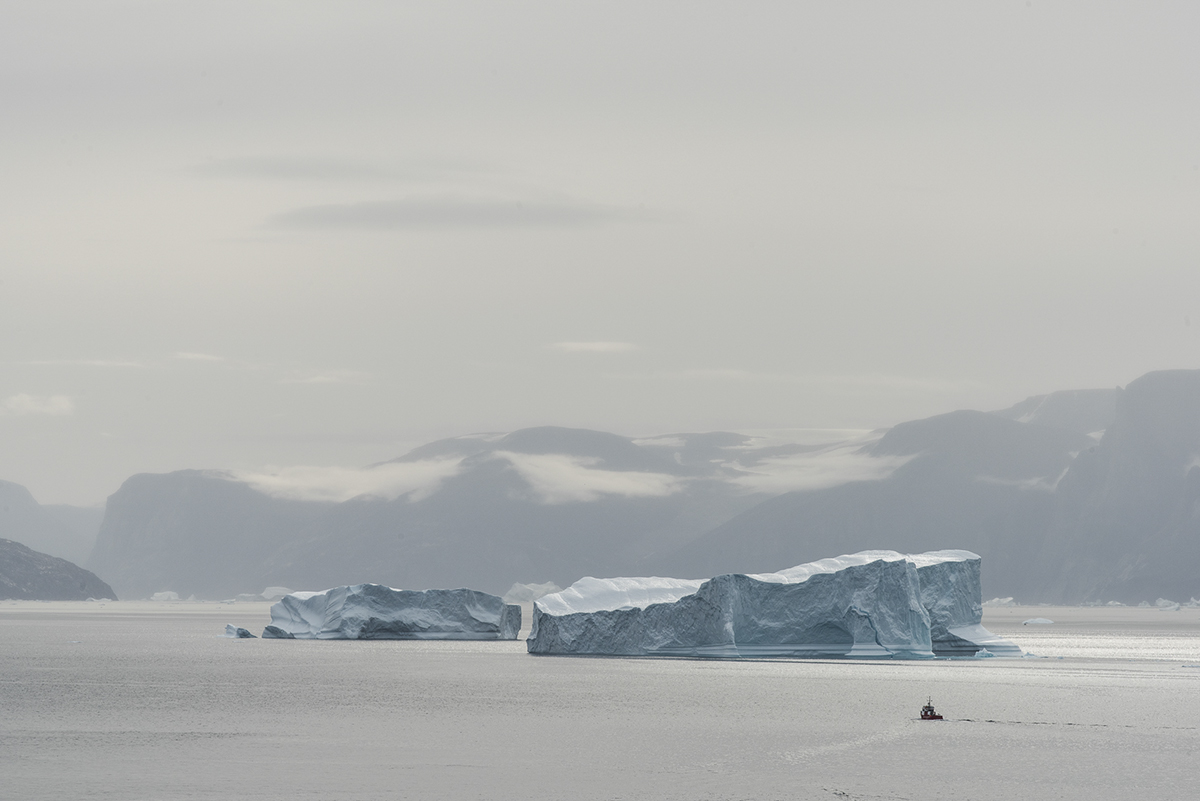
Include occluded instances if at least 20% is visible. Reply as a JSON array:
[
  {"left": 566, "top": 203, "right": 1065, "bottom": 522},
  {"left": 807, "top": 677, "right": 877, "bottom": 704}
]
[{"left": 2, "top": 1, "right": 1199, "bottom": 505}]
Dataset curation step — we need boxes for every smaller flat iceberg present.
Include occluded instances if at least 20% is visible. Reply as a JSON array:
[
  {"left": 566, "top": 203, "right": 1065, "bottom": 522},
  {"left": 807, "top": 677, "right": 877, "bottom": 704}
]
[{"left": 262, "top": 584, "right": 521, "bottom": 640}]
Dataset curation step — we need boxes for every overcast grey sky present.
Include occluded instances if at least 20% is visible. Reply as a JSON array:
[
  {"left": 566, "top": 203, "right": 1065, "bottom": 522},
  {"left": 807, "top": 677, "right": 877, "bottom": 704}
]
[{"left": 2, "top": 1, "right": 1198, "bottom": 505}]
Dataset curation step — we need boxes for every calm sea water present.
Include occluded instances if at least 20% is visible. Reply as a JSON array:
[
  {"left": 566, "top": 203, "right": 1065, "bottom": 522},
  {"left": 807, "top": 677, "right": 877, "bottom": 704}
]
[{"left": 2, "top": 601, "right": 1198, "bottom": 801}]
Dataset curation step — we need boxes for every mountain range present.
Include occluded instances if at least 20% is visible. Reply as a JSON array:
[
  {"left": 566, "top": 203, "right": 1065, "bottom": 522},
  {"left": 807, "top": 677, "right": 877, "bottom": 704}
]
[{"left": 4, "top": 369, "right": 1199, "bottom": 604}]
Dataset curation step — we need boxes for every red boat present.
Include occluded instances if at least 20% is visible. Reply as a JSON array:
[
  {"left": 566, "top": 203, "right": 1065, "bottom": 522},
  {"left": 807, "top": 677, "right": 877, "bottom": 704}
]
[{"left": 920, "top": 698, "right": 943, "bottom": 720}]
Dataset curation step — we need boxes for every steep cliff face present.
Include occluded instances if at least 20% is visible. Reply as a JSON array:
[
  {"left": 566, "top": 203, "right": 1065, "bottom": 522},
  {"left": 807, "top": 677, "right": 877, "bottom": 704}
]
[
  {"left": 1035, "top": 370, "right": 1200, "bottom": 603},
  {"left": 0, "top": 538, "right": 116, "bottom": 600},
  {"left": 669, "top": 410, "right": 1090, "bottom": 599},
  {"left": 87, "top": 470, "right": 327, "bottom": 600}
]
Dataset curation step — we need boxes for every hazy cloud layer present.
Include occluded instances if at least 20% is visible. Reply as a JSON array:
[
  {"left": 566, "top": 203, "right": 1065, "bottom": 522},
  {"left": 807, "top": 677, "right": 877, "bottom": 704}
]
[
  {"left": 1, "top": 394, "right": 74, "bottom": 416},
  {"left": 269, "top": 196, "right": 636, "bottom": 230},
  {"left": 199, "top": 156, "right": 402, "bottom": 183},
  {"left": 173, "top": 352, "right": 224, "bottom": 362},
  {"left": 230, "top": 459, "right": 464, "bottom": 503},
  {"left": 23, "top": 360, "right": 145, "bottom": 369},
  {"left": 667, "top": 370, "right": 982, "bottom": 393},
  {"left": 729, "top": 429, "right": 878, "bottom": 450},
  {"left": 278, "top": 370, "right": 369, "bottom": 385},
  {"left": 631, "top": 436, "right": 687, "bottom": 448},
  {"left": 5, "top": 2, "right": 1199, "bottom": 505},
  {"left": 494, "top": 451, "right": 684, "bottom": 504},
  {"left": 224, "top": 430, "right": 911, "bottom": 506},
  {"left": 198, "top": 155, "right": 487, "bottom": 184},
  {"left": 729, "top": 441, "right": 909, "bottom": 494},
  {"left": 550, "top": 341, "right": 639, "bottom": 353}
]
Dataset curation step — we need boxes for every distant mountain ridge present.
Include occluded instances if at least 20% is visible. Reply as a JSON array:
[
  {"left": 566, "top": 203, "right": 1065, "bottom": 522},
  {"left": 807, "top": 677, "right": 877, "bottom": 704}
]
[
  {"left": 0, "top": 538, "right": 116, "bottom": 600},
  {"left": 77, "top": 370, "right": 1200, "bottom": 603},
  {"left": 990, "top": 387, "right": 1119, "bottom": 436},
  {"left": 88, "top": 428, "right": 791, "bottom": 599},
  {"left": 0, "top": 480, "right": 103, "bottom": 565}
]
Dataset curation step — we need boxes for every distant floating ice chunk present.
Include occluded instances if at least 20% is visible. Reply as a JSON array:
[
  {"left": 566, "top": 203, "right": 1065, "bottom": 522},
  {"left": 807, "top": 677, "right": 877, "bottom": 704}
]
[
  {"left": 502, "top": 581, "right": 563, "bottom": 605},
  {"left": 150, "top": 591, "right": 180, "bottom": 602},
  {"left": 528, "top": 550, "right": 1020, "bottom": 659},
  {"left": 1155, "top": 598, "right": 1181, "bottom": 611},
  {"left": 226, "top": 586, "right": 294, "bottom": 603},
  {"left": 974, "top": 648, "right": 996, "bottom": 658},
  {"left": 223, "top": 624, "right": 256, "bottom": 638},
  {"left": 263, "top": 584, "right": 521, "bottom": 640},
  {"left": 1022, "top": 618, "right": 1054, "bottom": 625},
  {"left": 982, "top": 597, "right": 1017, "bottom": 607}
]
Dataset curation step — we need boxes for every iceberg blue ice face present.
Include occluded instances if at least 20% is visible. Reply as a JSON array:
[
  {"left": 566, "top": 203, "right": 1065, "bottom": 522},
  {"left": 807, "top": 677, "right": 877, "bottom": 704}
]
[
  {"left": 262, "top": 584, "right": 521, "bottom": 640},
  {"left": 528, "top": 550, "right": 1019, "bottom": 659},
  {"left": 911, "top": 552, "right": 1022, "bottom": 656}
]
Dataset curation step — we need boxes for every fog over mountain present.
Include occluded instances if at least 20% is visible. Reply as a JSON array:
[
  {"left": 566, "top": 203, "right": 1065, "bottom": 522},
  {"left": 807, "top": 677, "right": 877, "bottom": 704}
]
[
  {"left": 19, "top": 368, "right": 1179, "bottom": 605},
  {"left": 87, "top": 427, "right": 870, "bottom": 599}
]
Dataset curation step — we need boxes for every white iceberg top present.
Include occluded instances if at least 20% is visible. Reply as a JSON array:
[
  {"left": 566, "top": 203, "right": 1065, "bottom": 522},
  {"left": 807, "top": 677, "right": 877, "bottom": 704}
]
[{"left": 536, "top": 550, "right": 982, "bottom": 615}]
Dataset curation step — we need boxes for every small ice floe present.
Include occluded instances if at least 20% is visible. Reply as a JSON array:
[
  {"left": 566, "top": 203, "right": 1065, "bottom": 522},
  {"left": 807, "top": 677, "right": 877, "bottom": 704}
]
[
  {"left": 1106, "top": 600, "right": 1126, "bottom": 606},
  {"left": 1184, "top": 598, "right": 1200, "bottom": 609},
  {"left": 982, "top": 597, "right": 1017, "bottom": 607},
  {"left": 1022, "top": 618, "right": 1054, "bottom": 625},
  {"left": 973, "top": 648, "right": 996, "bottom": 658},
  {"left": 222, "top": 624, "right": 257, "bottom": 638},
  {"left": 150, "top": 591, "right": 180, "bottom": 602},
  {"left": 1155, "top": 598, "right": 1181, "bottom": 611}
]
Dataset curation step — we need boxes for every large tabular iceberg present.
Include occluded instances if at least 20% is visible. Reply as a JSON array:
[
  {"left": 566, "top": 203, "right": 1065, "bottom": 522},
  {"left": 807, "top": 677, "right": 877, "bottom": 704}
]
[
  {"left": 262, "top": 584, "right": 521, "bottom": 640},
  {"left": 528, "top": 550, "right": 1019, "bottom": 658}
]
